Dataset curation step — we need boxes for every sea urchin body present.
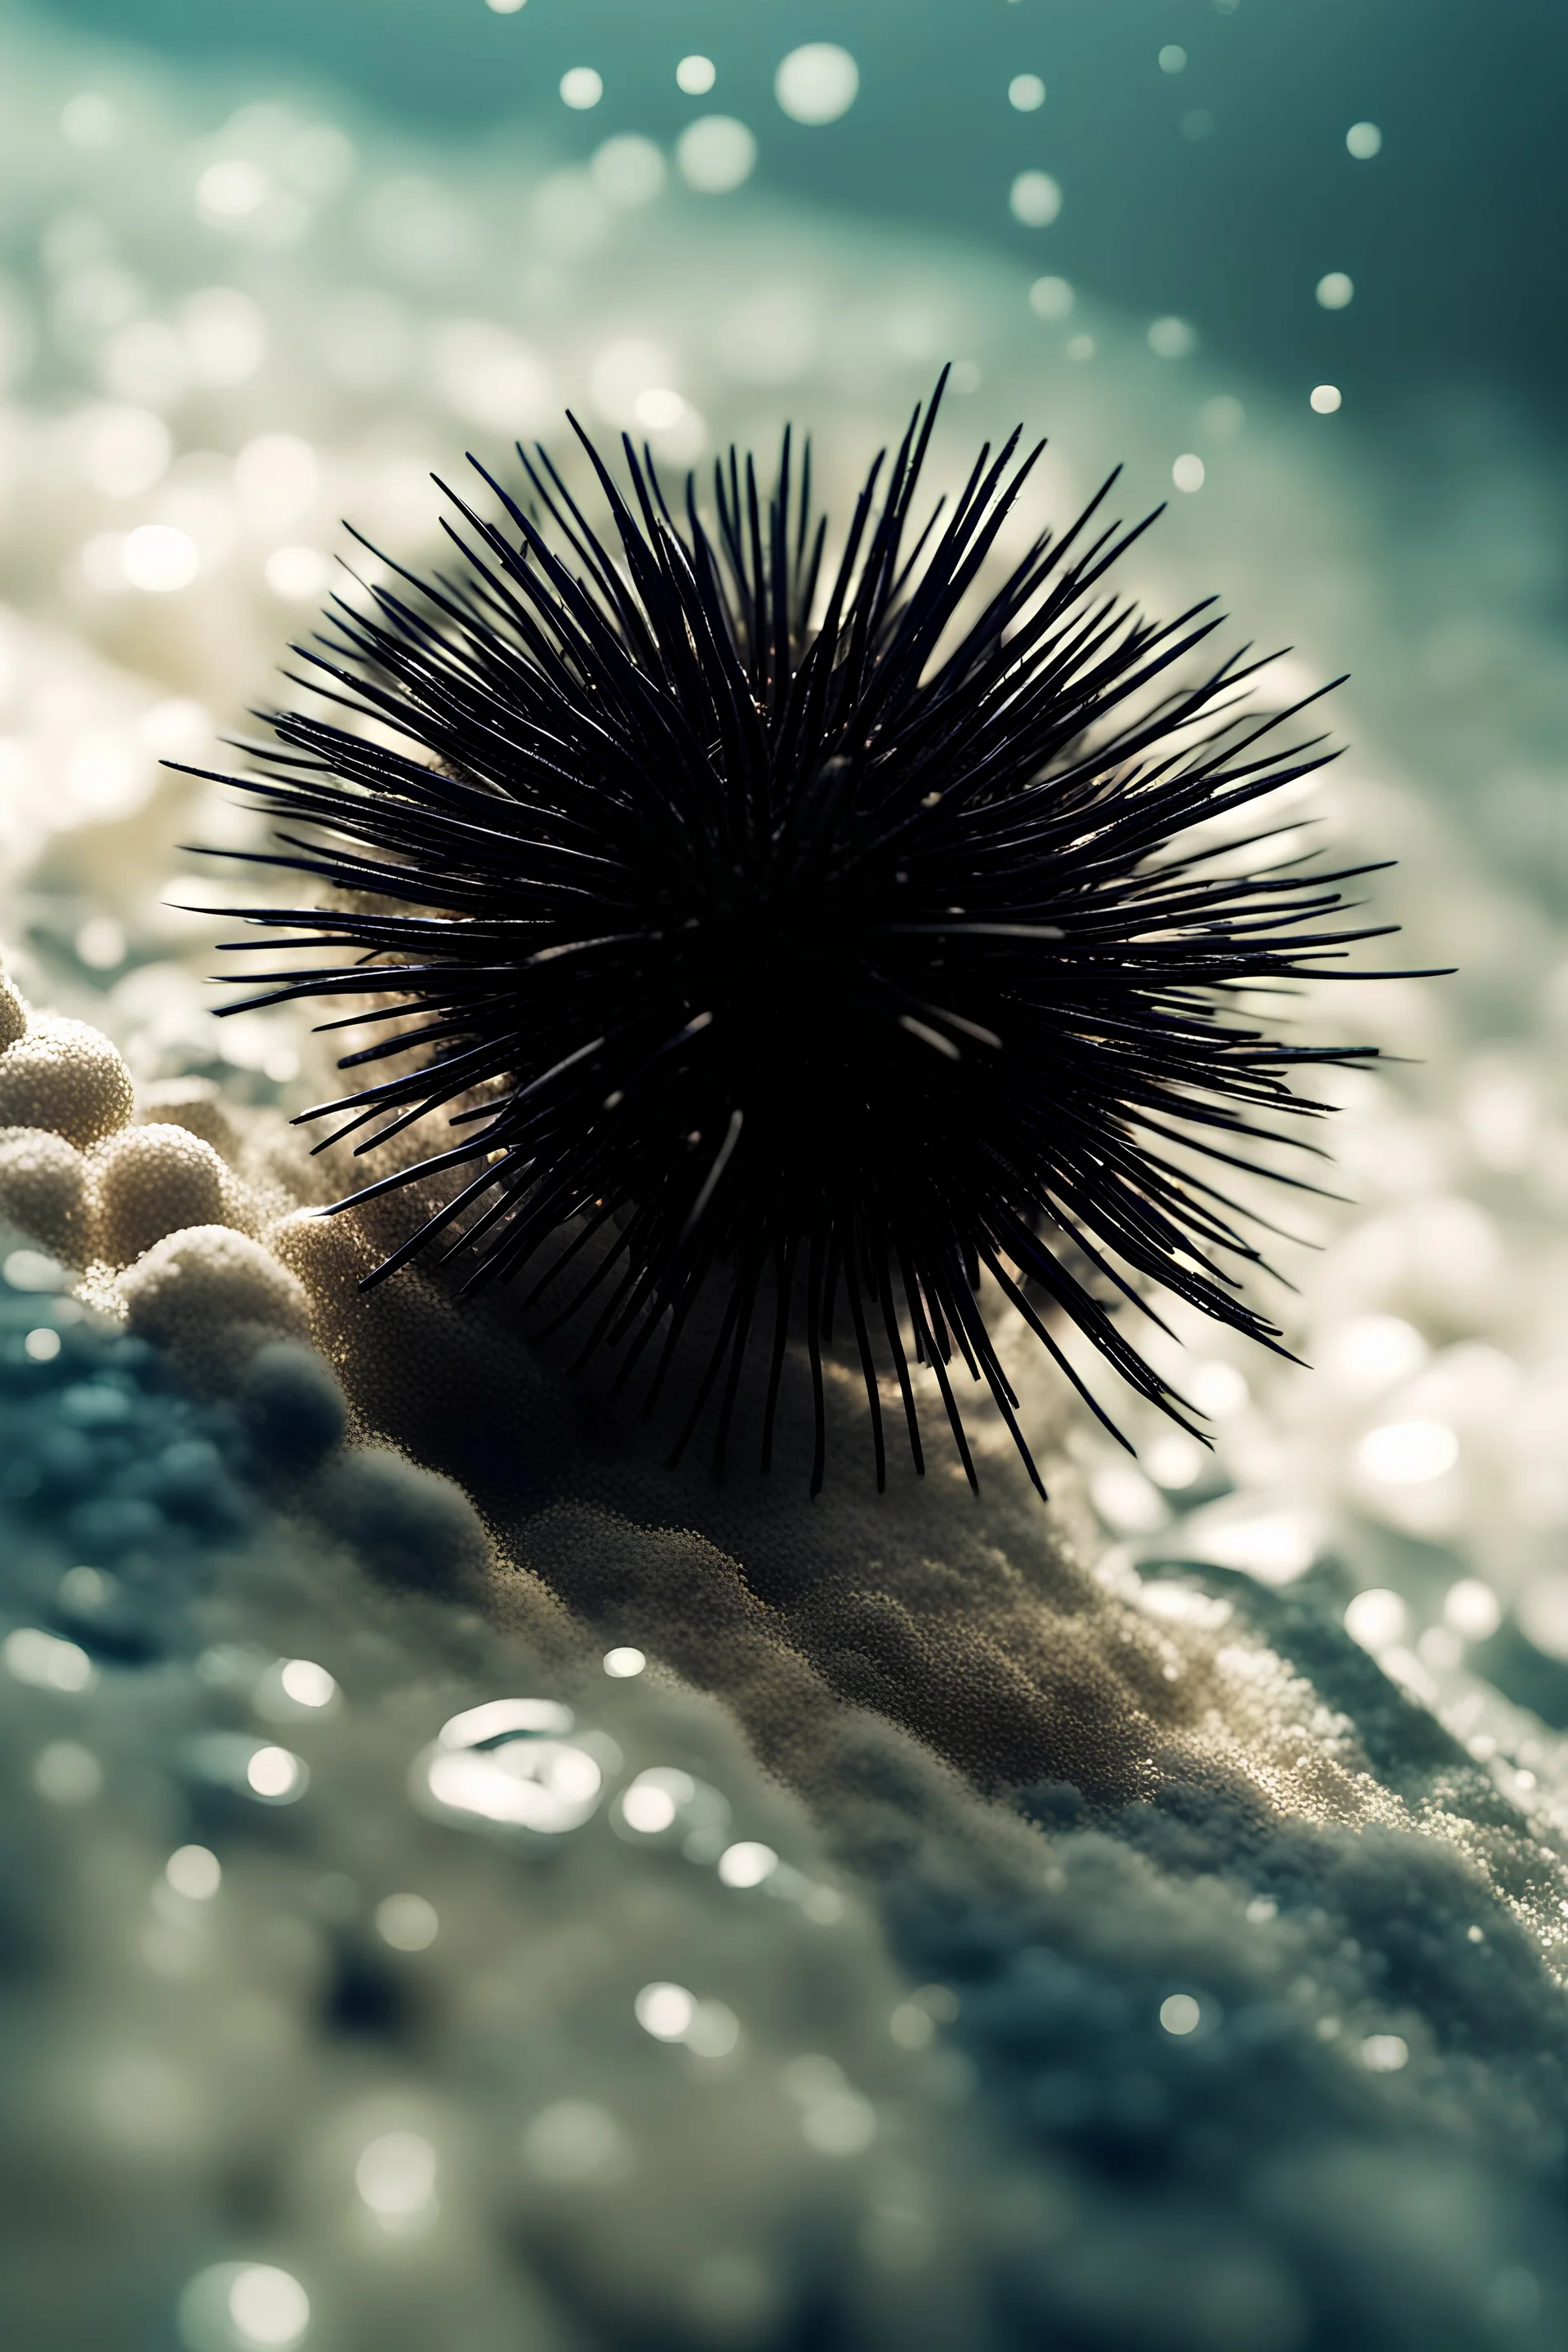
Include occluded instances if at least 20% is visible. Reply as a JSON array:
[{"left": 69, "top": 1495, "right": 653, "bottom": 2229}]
[{"left": 192, "top": 375, "right": 1396, "bottom": 1496}]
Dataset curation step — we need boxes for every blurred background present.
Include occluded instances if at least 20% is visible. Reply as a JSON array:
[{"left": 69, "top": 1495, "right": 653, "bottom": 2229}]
[{"left": 24, "top": 0, "right": 1568, "bottom": 435}]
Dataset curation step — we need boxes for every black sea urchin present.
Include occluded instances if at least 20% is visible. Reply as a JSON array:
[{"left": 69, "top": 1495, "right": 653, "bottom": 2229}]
[{"left": 194, "top": 376, "right": 1396, "bottom": 1497}]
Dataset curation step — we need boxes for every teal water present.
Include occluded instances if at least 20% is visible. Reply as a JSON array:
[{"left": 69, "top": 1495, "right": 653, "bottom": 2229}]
[{"left": 18, "top": 0, "right": 1568, "bottom": 429}]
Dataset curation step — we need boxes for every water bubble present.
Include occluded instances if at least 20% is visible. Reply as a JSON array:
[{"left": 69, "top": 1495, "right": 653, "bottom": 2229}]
[
  {"left": 186, "top": 1729, "right": 309, "bottom": 1802},
  {"left": 1346, "top": 121, "right": 1383, "bottom": 159},
  {"left": 1179, "top": 1506, "right": 1318, "bottom": 1586},
  {"left": 559, "top": 69, "right": 604, "bottom": 111},
  {"left": 1343, "top": 1588, "right": 1409, "bottom": 1652},
  {"left": 376, "top": 1892, "right": 439, "bottom": 1950},
  {"left": 676, "top": 57, "right": 716, "bottom": 97},
  {"left": 5, "top": 1249, "right": 65, "bottom": 1293},
  {"left": 523, "top": 2098, "right": 628, "bottom": 2183},
  {"left": 1158, "top": 45, "right": 1188, "bottom": 73},
  {"left": 228, "top": 2267, "right": 310, "bottom": 2350},
  {"left": 1009, "top": 171, "right": 1062, "bottom": 227},
  {"left": 676, "top": 117, "right": 757, "bottom": 194},
  {"left": 1310, "top": 383, "right": 1343, "bottom": 413},
  {"left": 196, "top": 160, "right": 269, "bottom": 225},
  {"left": 6, "top": 1627, "right": 94, "bottom": 1690},
  {"left": 800, "top": 2087, "right": 875, "bottom": 2154},
  {"left": 416, "top": 1696, "right": 602, "bottom": 1839},
  {"left": 1145, "top": 1432, "right": 1206, "bottom": 1489},
  {"left": 1090, "top": 1462, "right": 1167, "bottom": 1534},
  {"left": 775, "top": 45, "right": 859, "bottom": 127},
  {"left": 439, "top": 1698, "right": 573, "bottom": 1746},
  {"left": 620, "top": 1771, "right": 684, "bottom": 1833},
  {"left": 684, "top": 1999, "right": 741, "bottom": 2058},
  {"left": 1361, "top": 2033, "right": 1409, "bottom": 2071},
  {"left": 1160, "top": 1993, "right": 1202, "bottom": 2035},
  {"left": 781, "top": 2054, "right": 875, "bottom": 2152},
  {"left": 1028, "top": 274, "right": 1073, "bottom": 320},
  {"left": 278, "top": 1659, "right": 336, "bottom": 1708},
  {"left": 246, "top": 1745, "right": 307, "bottom": 1801},
  {"left": 33, "top": 1740, "right": 101, "bottom": 1802},
  {"left": 1147, "top": 314, "right": 1197, "bottom": 359},
  {"left": 718, "top": 1841, "right": 778, "bottom": 1888},
  {"left": 603, "top": 1646, "right": 645, "bottom": 1678},
  {"left": 590, "top": 136, "right": 666, "bottom": 210},
  {"left": 122, "top": 523, "right": 198, "bottom": 593},
  {"left": 356, "top": 2132, "right": 437, "bottom": 2220},
  {"left": 60, "top": 1566, "right": 113, "bottom": 1614},
  {"left": 264, "top": 546, "right": 329, "bottom": 602},
  {"left": 1172, "top": 452, "right": 1205, "bottom": 492},
  {"left": 177, "top": 2263, "right": 310, "bottom": 2352},
  {"left": 1321, "top": 1314, "right": 1428, "bottom": 1396},
  {"left": 590, "top": 340, "right": 675, "bottom": 427},
  {"left": 1316, "top": 271, "right": 1354, "bottom": 310},
  {"left": 612, "top": 1765, "right": 728, "bottom": 1853},
  {"left": 76, "top": 915, "right": 125, "bottom": 968},
  {"left": 636, "top": 1981, "right": 695, "bottom": 2041},
  {"left": 423, "top": 1740, "right": 601, "bottom": 1834},
  {"left": 166, "top": 1844, "right": 222, "bottom": 1900},
  {"left": 1009, "top": 74, "right": 1046, "bottom": 112},
  {"left": 1357, "top": 1419, "right": 1458, "bottom": 1486},
  {"left": 634, "top": 387, "right": 685, "bottom": 431}
]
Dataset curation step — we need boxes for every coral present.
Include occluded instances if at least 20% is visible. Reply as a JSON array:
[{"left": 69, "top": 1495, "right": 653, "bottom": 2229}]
[
  {"left": 0, "top": 974, "right": 26, "bottom": 1053},
  {"left": 0, "top": 1013, "right": 134, "bottom": 1149},
  {"left": 90, "top": 1121, "right": 233, "bottom": 1267},
  {"left": 135, "top": 1075, "right": 243, "bottom": 1163},
  {"left": 0, "top": 1127, "right": 91, "bottom": 1264},
  {"left": 314, "top": 1445, "right": 492, "bottom": 1601},
  {"left": 234, "top": 1336, "right": 348, "bottom": 1468},
  {"left": 116, "top": 1222, "right": 312, "bottom": 1380}
]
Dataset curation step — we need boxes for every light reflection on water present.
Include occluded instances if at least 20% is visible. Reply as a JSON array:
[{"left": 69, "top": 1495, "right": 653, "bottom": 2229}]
[{"left": 415, "top": 1697, "right": 604, "bottom": 1836}]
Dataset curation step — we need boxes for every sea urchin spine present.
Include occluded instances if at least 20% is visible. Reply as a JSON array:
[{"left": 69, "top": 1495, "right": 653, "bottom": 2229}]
[{"left": 187, "top": 374, "right": 1404, "bottom": 1497}]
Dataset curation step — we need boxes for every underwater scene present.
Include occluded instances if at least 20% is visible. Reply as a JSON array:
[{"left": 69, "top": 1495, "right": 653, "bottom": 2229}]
[{"left": 1, "top": 2, "right": 1566, "bottom": 2346}]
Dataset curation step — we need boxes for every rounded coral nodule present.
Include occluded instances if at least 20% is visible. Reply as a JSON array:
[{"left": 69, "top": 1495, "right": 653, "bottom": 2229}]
[{"left": 189, "top": 375, "right": 1398, "bottom": 1495}]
